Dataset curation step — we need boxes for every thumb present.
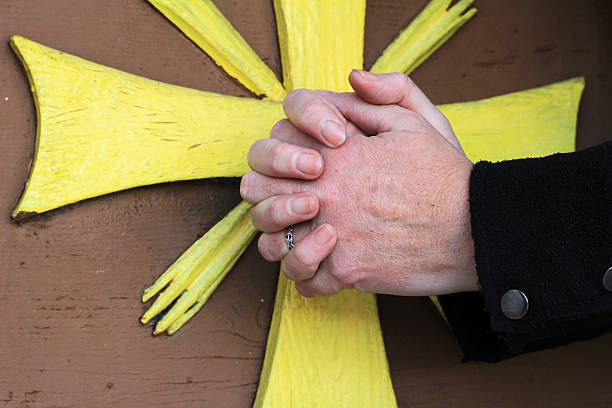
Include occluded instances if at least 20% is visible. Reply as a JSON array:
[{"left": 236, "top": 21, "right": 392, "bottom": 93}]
[{"left": 348, "top": 70, "right": 461, "bottom": 150}]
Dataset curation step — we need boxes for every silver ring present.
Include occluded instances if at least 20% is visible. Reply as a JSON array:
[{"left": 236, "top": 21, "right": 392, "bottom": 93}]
[{"left": 284, "top": 225, "right": 295, "bottom": 250}]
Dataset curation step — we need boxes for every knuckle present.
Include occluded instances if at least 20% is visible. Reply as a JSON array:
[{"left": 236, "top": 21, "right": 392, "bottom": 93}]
[
  {"left": 386, "top": 104, "right": 409, "bottom": 117},
  {"left": 398, "top": 73, "right": 414, "bottom": 88},
  {"left": 288, "top": 250, "right": 318, "bottom": 280},
  {"left": 270, "top": 143, "right": 286, "bottom": 173},
  {"left": 282, "top": 262, "right": 296, "bottom": 281},
  {"left": 270, "top": 119, "right": 290, "bottom": 139},
  {"left": 250, "top": 205, "right": 266, "bottom": 230},
  {"left": 409, "top": 110, "right": 426, "bottom": 125},
  {"left": 258, "top": 234, "right": 281, "bottom": 262},
  {"left": 247, "top": 139, "right": 262, "bottom": 168},
  {"left": 282, "top": 260, "right": 307, "bottom": 282},
  {"left": 397, "top": 74, "right": 416, "bottom": 101},
  {"left": 294, "top": 282, "right": 312, "bottom": 298},
  {"left": 391, "top": 107, "right": 423, "bottom": 128},
  {"left": 325, "top": 284, "right": 342, "bottom": 296},
  {"left": 269, "top": 121, "right": 282, "bottom": 139},
  {"left": 331, "top": 263, "right": 362, "bottom": 287},
  {"left": 262, "top": 178, "right": 282, "bottom": 198},
  {"left": 294, "top": 250, "right": 318, "bottom": 274},
  {"left": 284, "top": 88, "right": 308, "bottom": 109},
  {"left": 267, "top": 198, "right": 287, "bottom": 227},
  {"left": 300, "top": 99, "right": 327, "bottom": 123},
  {"left": 312, "top": 279, "right": 341, "bottom": 297}
]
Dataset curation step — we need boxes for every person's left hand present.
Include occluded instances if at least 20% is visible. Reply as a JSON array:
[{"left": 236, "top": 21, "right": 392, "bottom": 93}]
[{"left": 241, "top": 71, "right": 477, "bottom": 297}]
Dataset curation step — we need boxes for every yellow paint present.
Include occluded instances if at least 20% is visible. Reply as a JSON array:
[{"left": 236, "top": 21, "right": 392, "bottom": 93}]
[
  {"left": 273, "top": 0, "right": 366, "bottom": 92},
  {"left": 442, "top": 77, "right": 583, "bottom": 161},
  {"left": 429, "top": 295, "right": 448, "bottom": 323},
  {"left": 371, "top": 0, "right": 477, "bottom": 75},
  {"left": 256, "top": 281, "right": 398, "bottom": 407},
  {"left": 255, "top": 1, "right": 397, "bottom": 407},
  {"left": 147, "top": 0, "right": 286, "bottom": 100},
  {"left": 10, "top": 35, "right": 284, "bottom": 219},
  {"left": 140, "top": 201, "right": 255, "bottom": 335}
]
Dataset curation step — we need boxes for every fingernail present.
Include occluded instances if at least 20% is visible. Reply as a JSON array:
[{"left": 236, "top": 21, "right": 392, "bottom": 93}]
[
  {"left": 354, "top": 69, "right": 378, "bottom": 80},
  {"left": 290, "top": 196, "right": 314, "bottom": 215},
  {"left": 320, "top": 120, "right": 346, "bottom": 147},
  {"left": 296, "top": 153, "right": 322, "bottom": 175},
  {"left": 352, "top": 69, "right": 366, "bottom": 78},
  {"left": 314, "top": 225, "right": 334, "bottom": 246}
]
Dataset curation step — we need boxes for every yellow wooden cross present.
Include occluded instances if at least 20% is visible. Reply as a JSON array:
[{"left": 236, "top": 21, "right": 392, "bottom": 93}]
[{"left": 10, "top": 1, "right": 583, "bottom": 406}]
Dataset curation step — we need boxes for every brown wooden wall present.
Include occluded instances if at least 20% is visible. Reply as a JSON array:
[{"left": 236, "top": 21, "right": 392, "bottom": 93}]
[{"left": 1, "top": 1, "right": 610, "bottom": 406}]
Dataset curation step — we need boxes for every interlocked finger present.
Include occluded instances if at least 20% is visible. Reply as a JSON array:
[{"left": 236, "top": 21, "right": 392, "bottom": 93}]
[
  {"left": 257, "top": 222, "right": 312, "bottom": 262},
  {"left": 295, "top": 266, "right": 345, "bottom": 298},
  {"left": 317, "top": 90, "right": 426, "bottom": 136},
  {"left": 248, "top": 138, "right": 323, "bottom": 179},
  {"left": 281, "top": 224, "right": 338, "bottom": 282},
  {"left": 348, "top": 70, "right": 461, "bottom": 149},
  {"left": 283, "top": 88, "right": 348, "bottom": 147},
  {"left": 250, "top": 193, "right": 319, "bottom": 233},
  {"left": 270, "top": 119, "right": 324, "bottom": 151},
  {"left": 240, "top": 171, "right": 306, "bottom": 204}
]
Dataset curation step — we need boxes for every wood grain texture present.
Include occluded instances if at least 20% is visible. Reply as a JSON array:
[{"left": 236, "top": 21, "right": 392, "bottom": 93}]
[
  {"left": 146, "top": 0, "right": 286, "bottom": 100},
  {"left": 1, "top": 0, "right": 611, "bottom": 407},
  {"left": 371, "top": 0, "right": 476, "bottom": 75},
  {"left": 273, "top": 0, "right": 366, "bottom": 91},
  {"left": 10, "top": 35, "right": 284, "bottom": 217}
]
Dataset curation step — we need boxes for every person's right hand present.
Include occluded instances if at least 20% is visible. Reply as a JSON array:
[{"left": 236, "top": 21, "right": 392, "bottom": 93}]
[{"left": 241, "top": 71, "right": 477, "bottom": 297}]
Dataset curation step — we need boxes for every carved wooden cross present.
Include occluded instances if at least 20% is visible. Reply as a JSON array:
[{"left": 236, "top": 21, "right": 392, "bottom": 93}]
[{"left": 10, "top": 1, "right": 582, "bottom": 406}]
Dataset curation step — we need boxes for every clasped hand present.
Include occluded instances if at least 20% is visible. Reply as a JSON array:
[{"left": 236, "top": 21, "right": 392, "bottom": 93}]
[{"left": 241, "top": 71, "right": 478, "bottom": 297}]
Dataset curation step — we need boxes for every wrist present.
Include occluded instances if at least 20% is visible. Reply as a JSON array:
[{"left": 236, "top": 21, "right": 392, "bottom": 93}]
[{"left": 446, "top": 157, "right": 478, "bottom": 293}]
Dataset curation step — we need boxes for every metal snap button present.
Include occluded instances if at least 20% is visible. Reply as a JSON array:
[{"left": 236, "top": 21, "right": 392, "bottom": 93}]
[
  {"left": 501, "top": 289, "right": 529, "bottom": 320},
  {"left": 603, "top": 267, "right": 612, "bottom": 292}
]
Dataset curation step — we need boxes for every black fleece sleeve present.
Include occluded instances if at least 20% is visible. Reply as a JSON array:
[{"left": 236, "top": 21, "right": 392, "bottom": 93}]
[{"left": 438, "top": 141, "right": 612, "bottom": 362}]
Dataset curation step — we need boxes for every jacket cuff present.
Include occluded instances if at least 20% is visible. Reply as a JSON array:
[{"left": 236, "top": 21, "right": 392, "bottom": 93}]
[{"left": 441, "top": 142, "right": 612, "bottom": 361}]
